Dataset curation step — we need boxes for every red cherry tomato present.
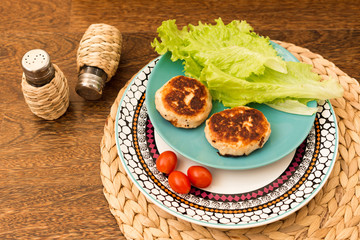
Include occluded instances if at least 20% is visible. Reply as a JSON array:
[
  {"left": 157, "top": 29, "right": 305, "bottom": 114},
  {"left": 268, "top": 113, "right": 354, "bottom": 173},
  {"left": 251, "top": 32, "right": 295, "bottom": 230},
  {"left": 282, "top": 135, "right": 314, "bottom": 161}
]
[
  {"left": 168, "top": 171, "right": 191, "bottom": 194},
  {"left": 156, "top": 151, "right": 177, "bottom": 174},
  {"left": 187, "top": 166, "right": 212, "bottom": 188}
]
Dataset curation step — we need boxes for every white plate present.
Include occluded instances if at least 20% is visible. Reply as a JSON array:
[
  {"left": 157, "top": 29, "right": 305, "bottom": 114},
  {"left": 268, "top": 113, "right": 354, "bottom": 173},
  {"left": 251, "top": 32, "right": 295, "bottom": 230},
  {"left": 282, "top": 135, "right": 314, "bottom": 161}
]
[{"left": 115, "top": 59, "right": 338, "bottom": 229}]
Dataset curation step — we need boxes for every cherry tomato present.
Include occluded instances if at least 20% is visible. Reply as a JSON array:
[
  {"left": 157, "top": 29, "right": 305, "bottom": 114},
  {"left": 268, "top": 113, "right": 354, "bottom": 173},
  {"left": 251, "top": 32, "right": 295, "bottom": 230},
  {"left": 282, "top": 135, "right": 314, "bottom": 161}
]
[
  {"left": 187, "top": 166, "right": 212, "bottom": 188},
  {"left": 168, "top": 171, "right": 191, "bottom": 194},
  {"left": 156, "top": 151, "right": 178, "bottom": 174}
]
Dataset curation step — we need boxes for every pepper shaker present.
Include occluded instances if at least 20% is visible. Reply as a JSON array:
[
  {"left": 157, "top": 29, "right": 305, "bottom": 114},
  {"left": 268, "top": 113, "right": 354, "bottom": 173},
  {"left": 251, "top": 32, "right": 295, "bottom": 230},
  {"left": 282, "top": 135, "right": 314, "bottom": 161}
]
[
  {"left": 76, "top": 23, "right": 122, "bottom": 100},
  {"left": 21, "top": 49, "right": 69, "bottom": 120}
]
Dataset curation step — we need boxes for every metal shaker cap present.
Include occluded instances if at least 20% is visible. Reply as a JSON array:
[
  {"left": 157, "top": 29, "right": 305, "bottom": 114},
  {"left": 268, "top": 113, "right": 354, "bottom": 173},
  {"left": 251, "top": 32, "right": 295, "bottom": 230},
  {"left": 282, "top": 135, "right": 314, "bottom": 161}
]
[
  {"left": 76, "top": 66, "right": 107, "bottom": 100},
  {"left": 21, "top": 49, "right": 55, "bottom": 86}
]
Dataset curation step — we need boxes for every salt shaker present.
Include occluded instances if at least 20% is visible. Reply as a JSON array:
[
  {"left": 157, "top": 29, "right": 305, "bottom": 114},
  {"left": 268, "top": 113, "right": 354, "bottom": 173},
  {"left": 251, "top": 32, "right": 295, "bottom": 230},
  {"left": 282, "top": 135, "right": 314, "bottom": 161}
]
[
  {"left": 21, "top": 49, "right": 69, "bottom": 120},
  {"left": 76, "top": 23, "right": 122, "bottom": 100}
]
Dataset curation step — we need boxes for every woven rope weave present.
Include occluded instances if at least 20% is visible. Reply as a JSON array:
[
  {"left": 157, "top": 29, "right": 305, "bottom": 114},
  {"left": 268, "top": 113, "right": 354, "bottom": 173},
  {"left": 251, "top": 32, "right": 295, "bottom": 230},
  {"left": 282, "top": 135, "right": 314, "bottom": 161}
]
[
  {"left": 100, "top": 41, "right": 360, "bottom": 240},
  {"left": 21, "top": 64, "right": 69, "bottom": 120},
  {"left": 77, "top": 23, "right": 122, "bottom": 82}
]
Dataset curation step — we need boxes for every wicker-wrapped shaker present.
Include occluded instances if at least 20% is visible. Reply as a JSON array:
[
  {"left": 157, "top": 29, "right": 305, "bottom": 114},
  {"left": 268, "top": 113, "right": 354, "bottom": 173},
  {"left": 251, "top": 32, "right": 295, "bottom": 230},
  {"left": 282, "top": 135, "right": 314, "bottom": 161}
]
[
  {"left": 76, "top": 23, "right": 122, "bottom": 100},
  {"left": 21, "top": 49, "right": 69, "bottom": 120}
]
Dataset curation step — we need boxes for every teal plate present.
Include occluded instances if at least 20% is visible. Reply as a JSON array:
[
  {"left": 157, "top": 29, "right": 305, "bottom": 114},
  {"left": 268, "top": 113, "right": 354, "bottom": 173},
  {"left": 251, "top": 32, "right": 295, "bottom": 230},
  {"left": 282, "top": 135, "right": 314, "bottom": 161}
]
[{"left": 145, "top": 42, "right": 316, "bottom": 170}]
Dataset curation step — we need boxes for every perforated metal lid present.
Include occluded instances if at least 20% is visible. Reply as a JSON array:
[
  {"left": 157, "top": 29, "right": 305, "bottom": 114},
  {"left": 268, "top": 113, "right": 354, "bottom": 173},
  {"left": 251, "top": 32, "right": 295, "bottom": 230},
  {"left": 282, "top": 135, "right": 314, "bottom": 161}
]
[{"left": 21, "top": 49, "right": 55, "bottom": 86}]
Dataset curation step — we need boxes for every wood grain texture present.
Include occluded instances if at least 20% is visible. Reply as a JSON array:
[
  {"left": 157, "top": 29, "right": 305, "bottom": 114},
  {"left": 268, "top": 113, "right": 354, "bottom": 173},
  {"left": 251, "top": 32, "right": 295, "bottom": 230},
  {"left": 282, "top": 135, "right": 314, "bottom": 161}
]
[
  {"left": 0, "top": 0, "right": 359, "bottom": 239},
  {"left": 0, "top": 0, "right": 71, "bottom": 32},
  {"left": 70, "top": 0, "right": 360, "bottom": 32}
]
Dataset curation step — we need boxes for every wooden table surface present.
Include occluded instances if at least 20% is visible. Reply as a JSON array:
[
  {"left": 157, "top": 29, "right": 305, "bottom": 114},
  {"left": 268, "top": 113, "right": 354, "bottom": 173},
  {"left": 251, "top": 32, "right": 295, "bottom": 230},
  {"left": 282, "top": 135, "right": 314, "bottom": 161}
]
[{"left": 0, "top": 0, "right": 359, "bottom": 239}]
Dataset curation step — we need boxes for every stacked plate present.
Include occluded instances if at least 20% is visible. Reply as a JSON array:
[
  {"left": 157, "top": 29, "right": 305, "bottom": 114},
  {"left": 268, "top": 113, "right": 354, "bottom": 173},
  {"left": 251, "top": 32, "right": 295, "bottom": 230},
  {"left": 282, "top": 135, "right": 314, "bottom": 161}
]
[{"left": 115, "top": 42, "right": 338, "bottom": 229}]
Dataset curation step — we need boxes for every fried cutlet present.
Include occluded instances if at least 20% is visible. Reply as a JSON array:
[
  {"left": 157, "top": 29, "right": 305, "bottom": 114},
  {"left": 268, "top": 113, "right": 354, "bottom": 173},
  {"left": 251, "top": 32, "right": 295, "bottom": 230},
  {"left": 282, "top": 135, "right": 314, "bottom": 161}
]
[
  {"left": 204, "top": 106, "right": 271, "bottom": 156},
  {"left": 155, "top": 76, "right": 212, "bottom": 128}
]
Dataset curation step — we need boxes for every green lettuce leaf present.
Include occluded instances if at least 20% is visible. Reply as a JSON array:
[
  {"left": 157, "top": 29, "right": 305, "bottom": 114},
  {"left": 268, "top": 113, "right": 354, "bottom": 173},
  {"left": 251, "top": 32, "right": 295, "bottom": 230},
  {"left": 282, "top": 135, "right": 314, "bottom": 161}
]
[
  {"left": 152, "top": 18, "right": 287, "bottom": 78},
  {"left": 201, "top": 61, "right": 343, "bottom": 107},
  {"left": 266, "top": 99, "right": 319, "bottom": 115},
  {"left": 152, "top": 18, "right": 344, "bottom": 115}
]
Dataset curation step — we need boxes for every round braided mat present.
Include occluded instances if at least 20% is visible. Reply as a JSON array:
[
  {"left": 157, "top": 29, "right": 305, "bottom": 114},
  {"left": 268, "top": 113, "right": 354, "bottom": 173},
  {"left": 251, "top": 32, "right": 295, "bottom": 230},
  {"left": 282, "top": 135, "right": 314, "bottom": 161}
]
[{"left": 100, "top": 41, "right": 360, "bottom": 240}]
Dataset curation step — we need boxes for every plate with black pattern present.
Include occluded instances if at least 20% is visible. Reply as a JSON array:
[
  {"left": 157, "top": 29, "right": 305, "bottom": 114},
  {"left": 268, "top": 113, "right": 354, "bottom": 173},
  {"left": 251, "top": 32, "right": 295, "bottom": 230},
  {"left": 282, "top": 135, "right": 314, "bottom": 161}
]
[{"left": 115, "top": 59, "right": 338, "bottom": 229}]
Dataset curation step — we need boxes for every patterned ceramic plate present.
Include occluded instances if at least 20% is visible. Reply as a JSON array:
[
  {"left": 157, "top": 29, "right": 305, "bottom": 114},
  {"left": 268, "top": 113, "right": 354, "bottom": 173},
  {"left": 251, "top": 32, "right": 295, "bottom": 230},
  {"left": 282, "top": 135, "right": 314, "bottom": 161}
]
[{"left": 115, "top": 60, "right": 338, "bottom": 229}]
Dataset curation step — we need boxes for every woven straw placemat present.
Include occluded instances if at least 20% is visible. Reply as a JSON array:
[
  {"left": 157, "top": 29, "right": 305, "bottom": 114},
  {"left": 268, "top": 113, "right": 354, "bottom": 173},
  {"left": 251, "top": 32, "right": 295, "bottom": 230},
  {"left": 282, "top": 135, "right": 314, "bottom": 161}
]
[{"left": 100, "top": 41, "right": 360, "bottom": 240}]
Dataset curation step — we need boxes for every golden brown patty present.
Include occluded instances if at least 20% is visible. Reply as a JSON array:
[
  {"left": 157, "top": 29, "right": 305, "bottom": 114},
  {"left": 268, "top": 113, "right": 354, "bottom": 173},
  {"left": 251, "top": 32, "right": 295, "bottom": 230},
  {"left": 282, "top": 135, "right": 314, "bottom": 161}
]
[
  {"left": 204, "top": 106, "right": 271, "bottom": 156},
  {"left": 155, "top": 76, "right": 212, "bottom": 128}
]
